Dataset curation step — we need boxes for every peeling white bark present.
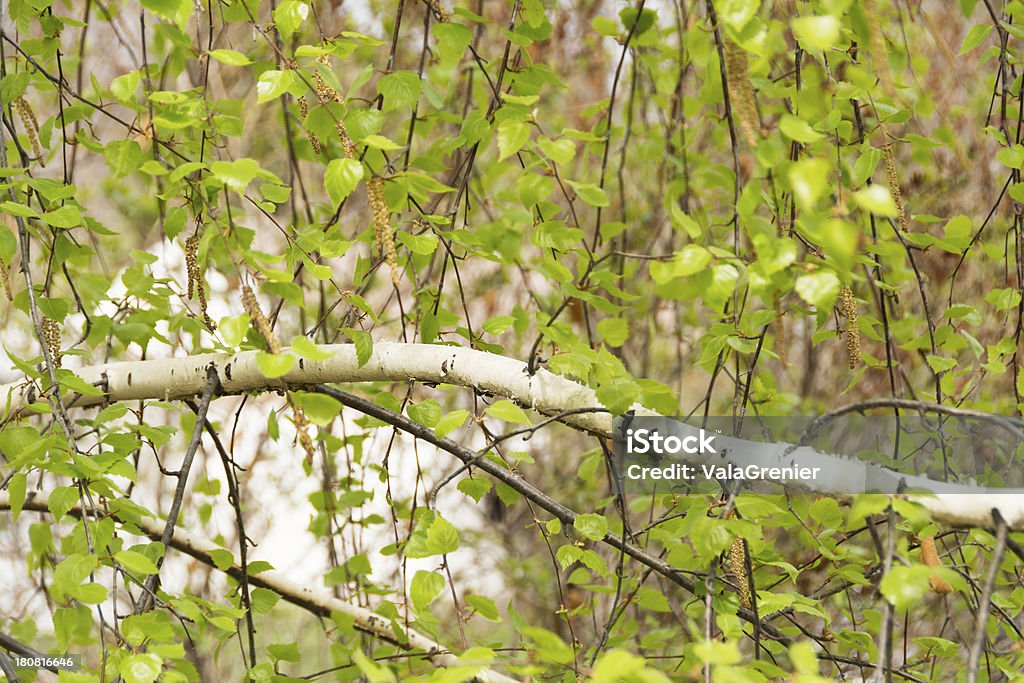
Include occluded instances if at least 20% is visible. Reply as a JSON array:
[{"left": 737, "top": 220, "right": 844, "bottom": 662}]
[
  {"left": 0, "top": 492, "right": 519, "bottom": 683},
  {"left": 1, "top": 341, "right": 1021, "bottom": 530}
]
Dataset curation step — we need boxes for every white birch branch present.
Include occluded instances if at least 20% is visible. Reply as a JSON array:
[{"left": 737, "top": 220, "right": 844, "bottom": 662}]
[
  {"left": 0, "top": 492, "right": 519, "bottom": 683},
  {"left": 1, "top": 341, "right": 1021, "bottom": 530}
]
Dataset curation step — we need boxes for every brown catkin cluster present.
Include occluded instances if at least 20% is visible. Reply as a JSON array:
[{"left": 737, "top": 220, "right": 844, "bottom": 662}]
[
  {"left": 291, "top": 404, "right": 317, "bottom": 465},
  {"left": 297, "top": 96, "right": 322, "bottom": 155},
  {"left": 13, "top": 97, "right": 43, "bottom": 164},
  {"left": 367, "top": 177, "right": 400, "bottom": 286},
  {"left": 184, "top": 234, "right": 214, "bottom": 329},
  {"left": 0, "top": 257, "right": 10, "bottom": 302},
  {"left": 883, "top": 143, "right": 909, "bottom": 231},
  {"left": 728, "top": 537, "right": 753, "bottom": 609},
  {"left": 920, "top": 536, "right": 954, "bottom": 594},
  {"left": 309, "top": 56, "right": 357, "bottom": 158},
  {"left": 241, "top": 283, "right": 281, "bottom": 354},
  {"left": 421, "top": 0, "right": 450, "bottom": 22},
  {"left": 863, "top": 0, "right": 895, "bottom": 97},
  {"left": 41, "top": 317, "right": 61, "bottom": 369},
  {"left": 240, "top": 283, "right": 315, "bottom": 462},
  {"left": 0, "top": 216, "right": 12, "bottom": 301},
  {"left": 839, "top": 285, "right": 861, "bottom": 369},
  {"left": 723, "top": 37, "right": 760, "bottom": 148}
]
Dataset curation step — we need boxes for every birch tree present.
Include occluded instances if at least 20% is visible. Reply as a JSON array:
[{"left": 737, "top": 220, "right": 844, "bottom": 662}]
[{"left": 1, "top": 1, "right": 1023, "bottom": 681}]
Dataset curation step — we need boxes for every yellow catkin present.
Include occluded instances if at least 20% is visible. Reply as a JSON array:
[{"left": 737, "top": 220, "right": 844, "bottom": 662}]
[
  {"left": 184, "top": 234, "right": 214, "bottom": 329},
  {"left": 883, "top": 143, "right": 909, "bottom": 231},
  {"left": 367, "top": 177, "right": 400, "bottom": 286},
  {"left": 728, "top": 537, "right": 753, "bottom": 608},
  {"left": 13, "top": 97, "right": 44, "bottom": 164},
  {"left": 723, "top": 37, "right": 759, "bottom": 148},
  {"left": 0, "top": 216, "right": 12, "bottom": 302},
  {"left": 241, "top": 283, "right": 315, "bottom": 463},
  {"left": 421, "top": 0, "right": 449, "bottom": 22},
  {"left": 0, "top": 257, "right": 11, "bottom": 302},
  {"left": 839, "top": 285, "right": 861, "bottom": 369},
  {"left": 309, "top": 57, "right": 357, "bottom": 158},
  {"left": 41, "top": 317, "right": 61, "bottom": 369},
  {"left": 921, "top": 536, "right": 954, "bottom": 594},
  {"left": 297, "top": 96, "right": 322, "bottom": 155},
  {"left": 241, "top": 283, "right": 281, "bottom": 354},
  {"left": 863, "top": 0, "right": 895, "bottom": 97}
]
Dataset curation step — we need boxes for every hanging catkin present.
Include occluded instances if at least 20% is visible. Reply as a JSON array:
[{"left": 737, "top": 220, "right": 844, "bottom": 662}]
[
  {"left": 368, "top": 177, "right": 400, "bottom": 286},
  {"left": 723, "top": 37, "right": 760, "bottom": 147},
  {"left": 241, "top": 283, "right": 316, "bottom": 464},
  {"left": 920, "top": 536, "right": 954, "bottom": 594},
  {"left": 839, "top": 285, "right": 861, "bottom": 369},
  {"left": 883, "top": 143, "right": 909, "bottom": 231},
  {"left": 728, "top": 537, "right": 753, "bottom": 609}
]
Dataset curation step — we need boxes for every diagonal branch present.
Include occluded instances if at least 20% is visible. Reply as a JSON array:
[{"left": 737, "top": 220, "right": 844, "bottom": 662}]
[
  {"left": 0, "top": 492, "right": 519, "bottom": 683},
  {"left": 1, "top": 342, "right": 1022, "bottom": 530},
  {"left": 134, "top": 364, "right": 219, "bottom": 614}
]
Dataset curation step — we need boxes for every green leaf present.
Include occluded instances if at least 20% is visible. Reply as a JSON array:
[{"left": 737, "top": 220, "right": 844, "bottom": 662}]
[
  {"left": 220, "top": 314, "right": 251, "bottom": 347},
  {"left": 853, "top": 185, "right": 899, "bottom": 217},
  {"left": 290, "top": 336, "right": 335, "bottom": 360},
  {"left": 267, "top": 642, "right": 301, "bottom": 662},
  {"left": 377, "top": 71, "right": 421, "bottom": 111},
  {"left": 407, "top": 399, "right": 442, "bottom": 427},
  {"left": 597, "top": 318, "right": 629, "bottom": 347},
  {"left": 566, "top": 180, "right": 610, "bottom": 207},
  {"left": 119, "top": 653, "right": 162, "bottom": 683},
  {"left": 256, "top": 352, "right": 296, "bottom": 378},
  {"left": 291, "top": 392, "right": 342, "bottom": 426},
  {"left": 436, "top": 409, "right": 469, "bottom": 439},
  {"left": 986, "top": 287, "right": 1022, "bottom": 311},
  {"left": 104, "top": 139, "right": 143, "bottom": 178},
  {"left": 74, "top": 582, "right": 108, "bottom": 604},
  {"left": 211, "top": 158, "right": 262, "bottom": 193},
  {"left": 457, "top": 477, "right": 491, "bottom": 503},
  {"left": 110, "top": 70, "right": 141, "bottom": 101},
  {"left": 41, "top": 205, "right": 83, "bottom": 229},
  {"left": 573, "top": 513, "right": 608, "bottom": 541},
  {"left": 788, "top": 158, "right": 830, "bottom": 209},
  {"left": 425, "top": 515, "right": 460, "bottom": 555},
  {"left": 434, "top": 23, "right": 472, "bottom": 65},
  {"left": 538, "top": 137, "right": 575, "bottom": 165},
  {"left": 0, "top": 200, "right": 39, "bottom": 218},
  {"left": 880, "top": 566, "right": 932, "bottom": 612},
  {"left": 361, "top": 134, "right": 403, "bottom": 151},
  {"left": 397, "top": 231, "right": 438, "bottom": 255},
  {"left": 466, "top": 594, "right": 501, "bottom": 622},
  {"left": 7, "top": 473, "right": 26, "bottom": 521},
  {"left": 324, "top": 158, "right": 364, "bottom": 204},
  {"left": 141, "top": 0, "right": 191, "bottom": 27},
  {"left": 209, "top": 49, "right": 252, "bottom": 66},
  {"left": 342, "top": 328, "right": 373, "bottom": 367},
  {"left": 795, "top": 271, "right": 840, "bottom": 309},
  {"left": 959, "top": 23, "right": 993, "bottom": 55},
  {"left": 791, "top": 15, "right": 841, "bottom": 51},
  {"left": 273, "top": 1, "right": 309, "bottom": 37},
  {"left": 256, "top": 69, "right": 301, "bottom": 103},
  {"left": 485, "top": 400, "right": 531, "bottom": 425},
  {"left": 48, "top": 486, "right": 79, "bottom": 520},
  {"left": 410, "top": 570, "right": 445, "bottom": 611},
  {"left": 498, "top": 120, "right": 531, "bottom": 161},
  {"left": 116, "top": 550, "right": 159, "bottom": 575},
  {"left": 250, "top": 587, "right": 281, "bottom": 614},
  {"left": 779, "top": 114, "right": 824, "bottom": 143}
]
